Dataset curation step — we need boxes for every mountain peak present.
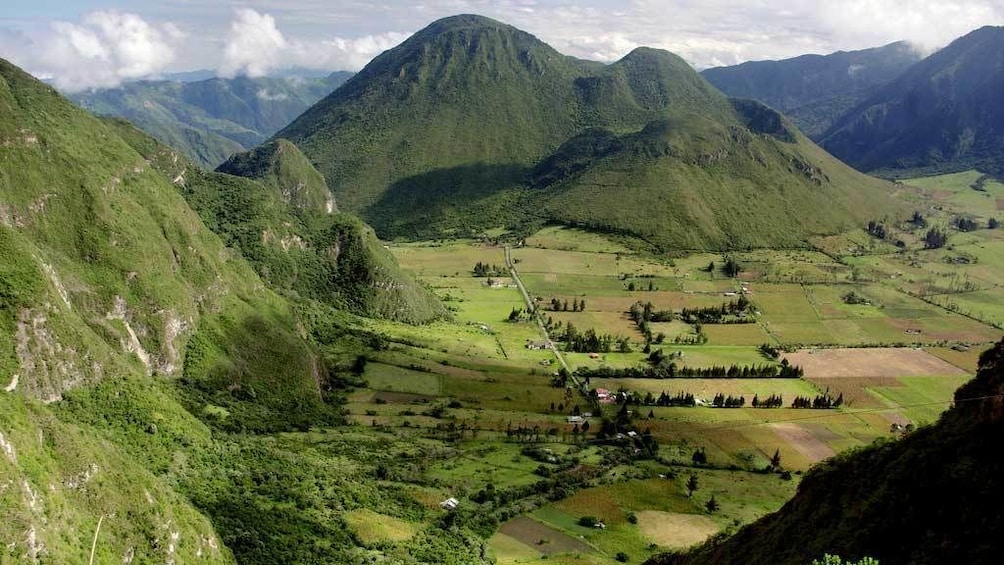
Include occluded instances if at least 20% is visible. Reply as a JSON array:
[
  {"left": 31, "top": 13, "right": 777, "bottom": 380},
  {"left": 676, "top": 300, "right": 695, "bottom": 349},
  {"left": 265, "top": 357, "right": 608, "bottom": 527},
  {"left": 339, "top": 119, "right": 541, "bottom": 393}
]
[{"left": 417, "top": 13, "right": 512, "bottom": 34}]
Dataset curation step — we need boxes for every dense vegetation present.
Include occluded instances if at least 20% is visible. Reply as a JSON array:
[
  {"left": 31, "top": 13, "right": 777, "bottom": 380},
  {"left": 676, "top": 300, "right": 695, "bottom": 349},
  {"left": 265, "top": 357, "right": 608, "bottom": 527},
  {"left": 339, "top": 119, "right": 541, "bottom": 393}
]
[
  {"left": 0, "top": 56, "right": 472, "bottom": 563},
  {"left": 108, "top": 121, "right": 446, "bottom": 324},
  {"left": 69, "top": 72, "right": 351, "bottom": 167}
]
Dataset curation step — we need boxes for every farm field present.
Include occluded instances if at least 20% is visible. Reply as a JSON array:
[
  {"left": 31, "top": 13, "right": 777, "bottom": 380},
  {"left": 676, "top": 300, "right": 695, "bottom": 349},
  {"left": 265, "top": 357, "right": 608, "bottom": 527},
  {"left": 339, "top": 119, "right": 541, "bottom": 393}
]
[{"left": 369, "top": 193, "right": 1001, "bottom": 562}]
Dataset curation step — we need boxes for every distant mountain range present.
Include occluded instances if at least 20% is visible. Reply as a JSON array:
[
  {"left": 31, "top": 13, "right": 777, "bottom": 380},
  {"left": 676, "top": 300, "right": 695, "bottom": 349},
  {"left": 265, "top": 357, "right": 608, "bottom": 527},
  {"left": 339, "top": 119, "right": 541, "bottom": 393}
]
[
  {"left": 273, "top": 14, "right": 900, "bottom": 250},
  {"left": 704, "top": 26, "right": 1004, "bottom": 178},
  {"left": 702, "top": 42, "right": 921, "bottom": 138},
  {"left": 68, "top": 72, "right": 352, "bottom": 168},
  {"left": 819, "top": 26, "right": 1004, "bottom": 177}
]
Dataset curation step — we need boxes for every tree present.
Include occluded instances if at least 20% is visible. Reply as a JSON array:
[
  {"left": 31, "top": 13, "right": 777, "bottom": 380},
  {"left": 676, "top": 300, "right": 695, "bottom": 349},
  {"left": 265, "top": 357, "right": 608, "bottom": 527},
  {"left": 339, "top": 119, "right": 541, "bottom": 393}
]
[
  {"left": 705, "top": 495, "right": 719, "bottom": 513},
  {"left": 351, "top": 355, "right": 368, "bottom": 375},
  {"left": 578, "top": 516, "right": 598, "bottom": 527},
  {"left": 989, "top": 217, "right": 999, "bottom": 229},
  {"left": 686, "top": 474, "right": 699, "bottom": 497},
  {"left": 954, "top": 216, "right": 978, "bottom": 232},
  {"left": 771, "top": 448, "right": 782, "bottom": 470},
  {"left": 722, "top": 256, "right": 741, "bottom": 278},
  {"left": 692, "top": 448, "right": 707, "bottom": 466},
  {"left": 924, "top": 228, "right": 948, "bottom": 249}
]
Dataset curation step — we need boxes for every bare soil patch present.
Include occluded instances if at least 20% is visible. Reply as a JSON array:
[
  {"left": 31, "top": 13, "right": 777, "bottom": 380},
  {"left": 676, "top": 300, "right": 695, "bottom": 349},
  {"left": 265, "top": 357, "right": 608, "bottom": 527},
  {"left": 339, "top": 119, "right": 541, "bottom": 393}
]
[
  {"left": 770, "top": 423, "right": 835, "bottom": 463},
  {"left": 784, "top": 348, "right": 967, "bottom": 378},
  {"left": 499, "top": 517, "right": 593, "bottom": 555},
  {"left": 635, "top": 511, "right": 718, "bottom": 549}
]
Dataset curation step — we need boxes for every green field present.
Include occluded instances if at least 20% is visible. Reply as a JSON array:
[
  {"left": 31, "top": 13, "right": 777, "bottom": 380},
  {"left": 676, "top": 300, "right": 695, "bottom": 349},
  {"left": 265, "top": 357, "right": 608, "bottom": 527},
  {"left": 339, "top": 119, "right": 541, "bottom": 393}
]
[{"left": 351, "top": 191, "right": 1000, "bottom": 563}]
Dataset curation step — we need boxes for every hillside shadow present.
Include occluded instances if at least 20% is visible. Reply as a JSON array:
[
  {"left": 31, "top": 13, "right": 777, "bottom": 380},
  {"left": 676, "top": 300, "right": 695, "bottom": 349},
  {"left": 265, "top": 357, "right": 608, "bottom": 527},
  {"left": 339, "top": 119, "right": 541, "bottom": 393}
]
[{"left": 364, "top": 162, "right": 536, "bottom": 238}]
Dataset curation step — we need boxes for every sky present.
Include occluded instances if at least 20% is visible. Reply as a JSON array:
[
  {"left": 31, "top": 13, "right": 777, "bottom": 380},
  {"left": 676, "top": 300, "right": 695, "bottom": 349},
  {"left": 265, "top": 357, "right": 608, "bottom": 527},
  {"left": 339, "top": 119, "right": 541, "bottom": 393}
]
[{"left": 2, "top": 0, "right": 1002, "bottom": 91}]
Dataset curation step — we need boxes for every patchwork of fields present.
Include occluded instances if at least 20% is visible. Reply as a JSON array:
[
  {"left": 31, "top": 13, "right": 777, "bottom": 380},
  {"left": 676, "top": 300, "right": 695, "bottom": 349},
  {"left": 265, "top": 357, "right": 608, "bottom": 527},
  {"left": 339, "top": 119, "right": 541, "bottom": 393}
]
[{"left": 342, "top": 170, "right": 1003, "bottom": 564}]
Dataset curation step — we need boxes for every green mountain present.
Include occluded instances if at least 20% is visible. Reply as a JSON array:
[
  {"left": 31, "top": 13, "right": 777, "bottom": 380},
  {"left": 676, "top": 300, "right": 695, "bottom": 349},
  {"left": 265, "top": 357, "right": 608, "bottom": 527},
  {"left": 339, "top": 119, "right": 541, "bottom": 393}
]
[
  {"left": 276, "top": 14, "right": 902, "bottom": 250},
  {"left": 702, "top": 42, "right": 920, "bottom": 138},
  {"left": 68, "top": 72, "right": 352, "bottom": 168},
  {"left": 1, "top": 56, "right": 454, "bottom": 563},
  {"left": 820, "top": 26, "right": 1004, "bottom": 177},
  {"left": 647, "top": 339, "right": 1004, "bottom": 565},
  {"left": 0, "top": 55, "right": 317, "bottom": 562}
]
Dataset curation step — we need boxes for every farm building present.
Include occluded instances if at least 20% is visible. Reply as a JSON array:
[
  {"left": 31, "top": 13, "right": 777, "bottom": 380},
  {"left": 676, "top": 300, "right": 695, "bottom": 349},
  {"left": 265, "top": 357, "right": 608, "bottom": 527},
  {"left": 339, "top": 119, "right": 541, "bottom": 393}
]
[
  {"left": 526, "top": 340, "right": 550, "bottom": 350},
  {"left": 440, "top": 498, "right": 459, "bottom": 510}
]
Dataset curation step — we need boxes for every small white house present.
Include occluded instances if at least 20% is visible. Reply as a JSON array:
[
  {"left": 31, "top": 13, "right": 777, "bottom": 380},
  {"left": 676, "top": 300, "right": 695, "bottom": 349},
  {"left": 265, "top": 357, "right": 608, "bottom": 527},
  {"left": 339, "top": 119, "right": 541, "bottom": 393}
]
[
  {"left": 440, "top": 497, "right": 459, "bottom": 511},
  {"left": 567, "top": 415, "right": 584, "bottom": 424}
]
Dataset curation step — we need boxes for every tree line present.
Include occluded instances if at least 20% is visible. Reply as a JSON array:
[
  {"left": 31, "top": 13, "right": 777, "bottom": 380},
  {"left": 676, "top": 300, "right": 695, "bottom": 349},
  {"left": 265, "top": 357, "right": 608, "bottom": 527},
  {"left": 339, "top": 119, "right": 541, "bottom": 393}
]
[
  {"left": 791, "top": 392, "right": 843, "bottom": 409},
  {"left": 548, "top": 297, "right": 587, "bottom": 312},
  {"left": 472, "top": 261, "right": 506, "bottom": 277},
  {"left": 575, "top": 358, "right": 804, "bottom": 380},
  {"left": 679, "top": 295, "right": 755, "bottom": 324}
]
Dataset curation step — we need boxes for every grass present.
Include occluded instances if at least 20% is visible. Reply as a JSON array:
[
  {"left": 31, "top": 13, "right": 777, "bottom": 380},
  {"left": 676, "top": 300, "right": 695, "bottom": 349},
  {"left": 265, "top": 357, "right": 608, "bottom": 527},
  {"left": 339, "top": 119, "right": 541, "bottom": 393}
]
[
  {"left": 364, "top": 362, "right": 443, "bottom": 395},
  {"left": 344, "top": 508, "right": 421, "bottom": 545},
  {"left": 866, "top": 376, "right": 971, "bottom": 425}
]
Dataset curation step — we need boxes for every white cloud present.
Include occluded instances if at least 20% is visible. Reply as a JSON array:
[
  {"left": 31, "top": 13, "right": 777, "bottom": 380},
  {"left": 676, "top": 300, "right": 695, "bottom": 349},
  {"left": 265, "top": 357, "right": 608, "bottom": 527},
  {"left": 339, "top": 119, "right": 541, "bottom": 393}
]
[
  {"left": 256, "top": 88, "right": 288, "bottom": 101},
  {"left": 5, "top": 1, "right": 1004, "bottom": 86},
  {"left": 218, "top": 8, "right": 288, "bottom": 77},
  {"left": 818, "top": 0, "right": 1004, "bottom": 53},
  {"left": 218, "top": 8, "right": 410, "bottom": 77},
  {"left": 27, "top": 11, "right": 181, "bottom": 91}
]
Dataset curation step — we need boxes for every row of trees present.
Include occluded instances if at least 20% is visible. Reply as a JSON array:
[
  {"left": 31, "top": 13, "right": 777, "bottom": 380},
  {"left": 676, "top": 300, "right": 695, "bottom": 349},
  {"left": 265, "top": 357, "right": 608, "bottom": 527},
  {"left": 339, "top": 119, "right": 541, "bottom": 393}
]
[
  {"left": 791, "top": 392, "right": 844, "bottom": 409},
  {"left": 575, "top": 359, "right": 804, "bottom": 380},
  {"left": 752, "top": 394, "right": 785, "bottom": 408},
  {"left": 548, "top": 297, "right": 587, "bottom": 312},
  {"left": 471, "top": 261, "right": 506, "bottom": 277},
  {"left": 711, "top": 393, "right": 746, "bottom": 408},
  {"left": 679, "top": 296, "right": 755, "bottom": 324},
  {"left": 558, "top": 322, "right": 622, "bottom": 353},
  {"left": 629, "top": 301, "right": 674, "bottom": 323}
]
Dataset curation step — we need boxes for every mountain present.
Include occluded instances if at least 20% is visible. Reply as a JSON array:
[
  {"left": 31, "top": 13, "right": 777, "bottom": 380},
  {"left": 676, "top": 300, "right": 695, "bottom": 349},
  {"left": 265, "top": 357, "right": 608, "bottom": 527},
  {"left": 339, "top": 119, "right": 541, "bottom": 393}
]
[
  {"left": 647, "top": 339, "right": 1004, "bottom": 565},
  {"left": 702, "top": 42, "right": 921, "bottom": 138},
  {"left": 68, "top": 72, "right": 352, "bottom": 168},
  {"left": 819, "top": 26, "right": 1004, "bottom": 177},
  {"left": 1, "top": 55, "right": 317, "bottom": 562},
  {"left": 275, "top": 14, "right": 902, "bottom": 250},
  {"left": 0, "top": 56, "right": 445, "bottom": 562}
]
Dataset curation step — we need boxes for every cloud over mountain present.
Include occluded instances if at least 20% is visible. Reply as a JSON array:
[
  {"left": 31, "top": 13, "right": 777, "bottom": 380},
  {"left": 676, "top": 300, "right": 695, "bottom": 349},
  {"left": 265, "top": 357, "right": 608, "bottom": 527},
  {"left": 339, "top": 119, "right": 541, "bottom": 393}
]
[
  {"left": 218, "top": 8, "right": 409, "bottom": 78},
  {"left": 27, "top": 11, "right": 181, "bottom": 91}
]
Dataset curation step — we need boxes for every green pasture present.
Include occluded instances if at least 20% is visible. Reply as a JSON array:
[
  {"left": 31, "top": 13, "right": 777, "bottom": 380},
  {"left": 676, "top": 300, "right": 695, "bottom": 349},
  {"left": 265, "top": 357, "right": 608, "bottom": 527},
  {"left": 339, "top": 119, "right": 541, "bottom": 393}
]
[
  {"left": 867, "top": 375, "right": 972, "bottom": 425},
  {"left": 364, "top": 362, "right": 443, "bottom": 395},
  {"left": 524, "top": 225, "right": 634, "bottom": 254},
  {"left": 592, "top": 377, "right": 822, "bottom": 400},
  {"left": 390, "top": 242, "right": 506, "bottom": 276}
]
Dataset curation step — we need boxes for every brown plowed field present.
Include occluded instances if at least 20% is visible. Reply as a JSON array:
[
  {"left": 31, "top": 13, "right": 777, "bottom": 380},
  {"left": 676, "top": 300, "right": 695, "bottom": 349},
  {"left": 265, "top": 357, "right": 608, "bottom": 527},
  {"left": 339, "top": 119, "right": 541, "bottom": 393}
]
[{"left": 785, "top": 348, "right": 967, "bottom": 378}]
